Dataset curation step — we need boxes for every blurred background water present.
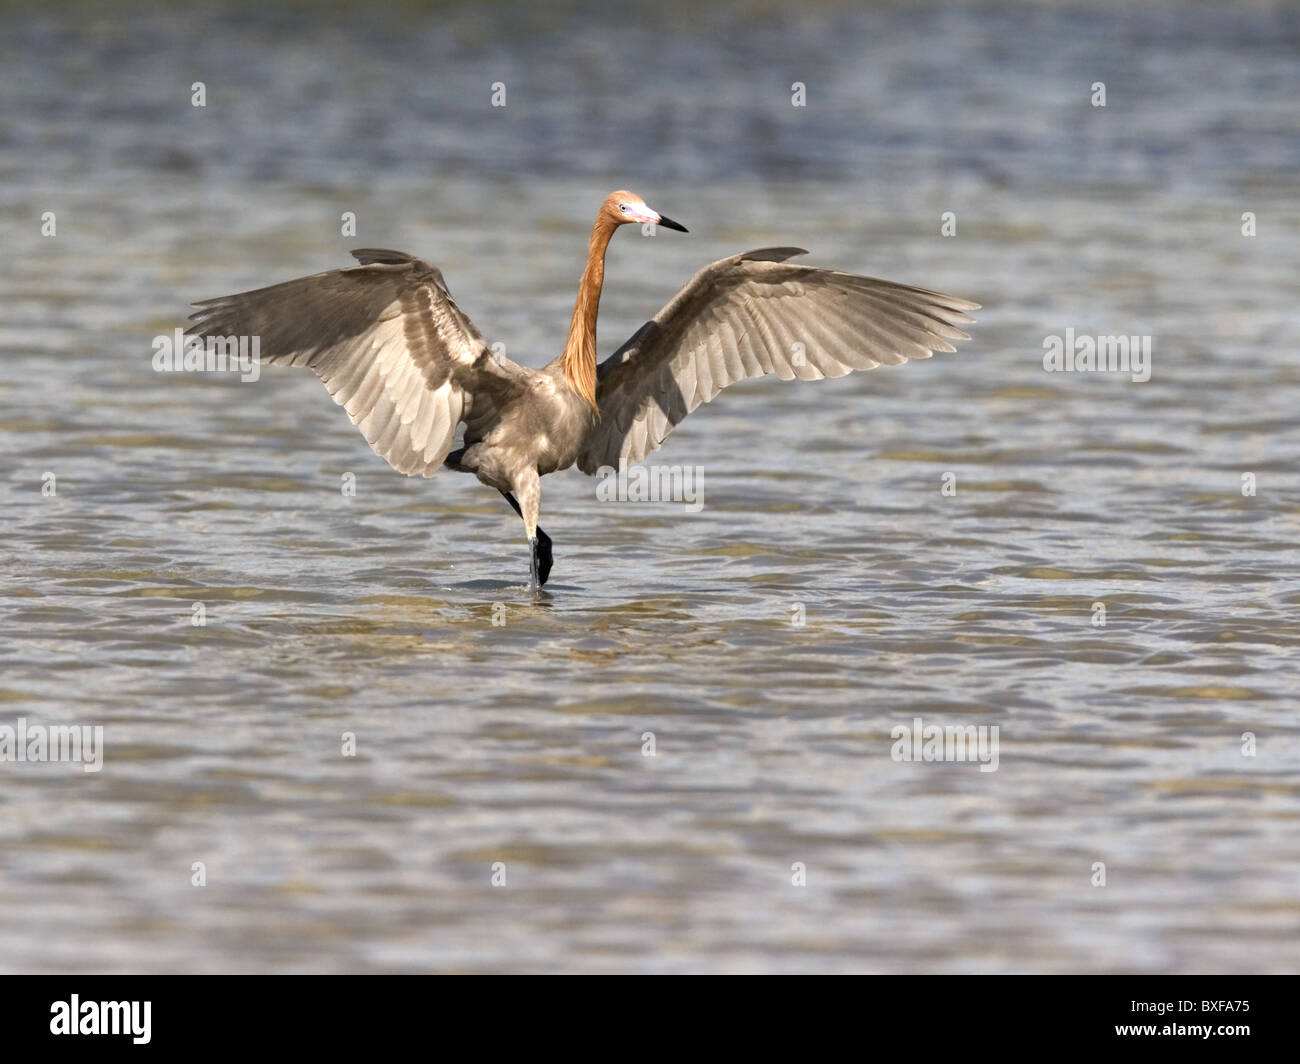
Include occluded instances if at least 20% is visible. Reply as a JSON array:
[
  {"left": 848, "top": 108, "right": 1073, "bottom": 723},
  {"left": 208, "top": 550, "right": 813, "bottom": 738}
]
[{"left": 1, "top": 0, "right": 1298, "bottom": 973}]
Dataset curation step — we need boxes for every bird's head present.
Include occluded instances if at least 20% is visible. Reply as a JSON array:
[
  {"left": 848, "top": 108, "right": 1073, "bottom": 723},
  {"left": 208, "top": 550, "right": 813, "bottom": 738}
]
[{"left": 603, "top": 190, "right": 688, "bottom": 232}]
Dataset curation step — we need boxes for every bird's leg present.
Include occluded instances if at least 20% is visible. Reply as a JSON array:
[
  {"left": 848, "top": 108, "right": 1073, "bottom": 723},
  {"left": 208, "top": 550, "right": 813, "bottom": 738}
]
[
  {"left": 500, "top": 491, "right": 553, "bottom": 587},
  {"left": 505, "top": 473, "right": 550, "bottom": 590},
  {"left": 536, "top": 532, "right": 553, "bottom": 585}
]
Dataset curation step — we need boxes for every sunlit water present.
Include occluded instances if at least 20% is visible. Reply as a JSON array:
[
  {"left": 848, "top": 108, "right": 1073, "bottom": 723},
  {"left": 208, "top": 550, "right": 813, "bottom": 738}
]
[{"left": 1, "top": 0, "right": 1298, "bottom": 972}]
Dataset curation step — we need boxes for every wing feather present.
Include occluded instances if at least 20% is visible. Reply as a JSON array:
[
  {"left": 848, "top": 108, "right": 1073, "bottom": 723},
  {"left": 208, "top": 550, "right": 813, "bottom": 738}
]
[
  {"left": 190, "top": 250, "right": 528, "bottom": 478},
  {"left": 577, "top": 248, "right": 979, "bottom": 473}
]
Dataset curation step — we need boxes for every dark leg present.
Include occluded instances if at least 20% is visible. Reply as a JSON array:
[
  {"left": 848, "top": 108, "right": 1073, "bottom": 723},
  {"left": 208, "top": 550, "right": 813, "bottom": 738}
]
[
  {"left": 502, "top": 491, "right": 553, "bottom": 587},
  {"left": 532, "top": 532, "right": 553, "bottom": 588}
]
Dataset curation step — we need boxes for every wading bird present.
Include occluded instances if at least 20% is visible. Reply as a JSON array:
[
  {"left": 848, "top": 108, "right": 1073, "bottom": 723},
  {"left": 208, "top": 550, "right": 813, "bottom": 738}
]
[{"left": 191, "top": 191, "right": 978, "bottom": 589}]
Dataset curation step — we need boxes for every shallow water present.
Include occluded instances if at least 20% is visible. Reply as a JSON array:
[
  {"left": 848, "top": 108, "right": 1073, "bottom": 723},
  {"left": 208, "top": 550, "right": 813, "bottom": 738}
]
[{"left": 1, "top": 0, "right": 1299, "bottom": 972}]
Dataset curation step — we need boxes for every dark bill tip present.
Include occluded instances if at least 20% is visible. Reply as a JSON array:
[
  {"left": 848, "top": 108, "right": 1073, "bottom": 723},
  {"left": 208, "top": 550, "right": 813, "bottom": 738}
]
[{"left": 657, "top": 215, "right": 688, "bottom": 233}]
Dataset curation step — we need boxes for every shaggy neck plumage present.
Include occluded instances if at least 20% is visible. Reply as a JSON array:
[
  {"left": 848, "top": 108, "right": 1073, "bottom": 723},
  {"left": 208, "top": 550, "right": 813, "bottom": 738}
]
[{"left": 561, "top": 214, "right": 616, "bottom": 408}]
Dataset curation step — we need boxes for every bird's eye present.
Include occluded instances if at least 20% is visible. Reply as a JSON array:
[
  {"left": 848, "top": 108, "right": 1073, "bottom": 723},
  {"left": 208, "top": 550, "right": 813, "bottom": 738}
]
[{"left": 619, "top": 203, "right": 628, "bottom": 212}]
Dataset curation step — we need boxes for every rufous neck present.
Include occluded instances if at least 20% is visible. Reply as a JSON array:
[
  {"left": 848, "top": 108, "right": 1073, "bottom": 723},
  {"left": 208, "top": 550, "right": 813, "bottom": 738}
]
[{"left": 561, "top": 215, "right": 617, "bottom": 408}]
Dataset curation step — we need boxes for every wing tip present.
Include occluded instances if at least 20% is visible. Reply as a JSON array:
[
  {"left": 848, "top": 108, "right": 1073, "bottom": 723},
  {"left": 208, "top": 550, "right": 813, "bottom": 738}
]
[
  {"left": 740, "top": 246, "right": 809, "bottom": 263},
  {"left": 350, "top": 248, "right": 416, "bottom": 266}
]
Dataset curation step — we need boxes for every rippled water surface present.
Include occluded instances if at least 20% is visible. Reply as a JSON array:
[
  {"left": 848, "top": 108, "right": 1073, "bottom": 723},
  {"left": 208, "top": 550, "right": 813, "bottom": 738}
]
[{"left": 2, "top": 0, "right": 1299, "bottom": 972}]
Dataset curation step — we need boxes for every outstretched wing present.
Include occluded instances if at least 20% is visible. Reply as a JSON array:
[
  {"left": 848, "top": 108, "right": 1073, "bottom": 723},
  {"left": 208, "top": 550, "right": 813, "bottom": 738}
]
[
  {"left": 576, "top": 248, "right": 979, "bottom": 474},
  {"left": 190, "top": 249, "right": 528, "bottom": 476}
]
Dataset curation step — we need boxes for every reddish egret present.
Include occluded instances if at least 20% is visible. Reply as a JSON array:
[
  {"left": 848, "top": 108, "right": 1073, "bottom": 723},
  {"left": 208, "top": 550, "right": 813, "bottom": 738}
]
[{"left": 191, "top": 191, "right": 978, "bottom": 589}]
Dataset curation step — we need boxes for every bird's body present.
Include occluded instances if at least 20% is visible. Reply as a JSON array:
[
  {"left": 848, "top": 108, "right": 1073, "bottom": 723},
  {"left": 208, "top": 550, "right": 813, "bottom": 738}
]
[{"left": 191, "top": 191, "right": 979, "bottom": 588}]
